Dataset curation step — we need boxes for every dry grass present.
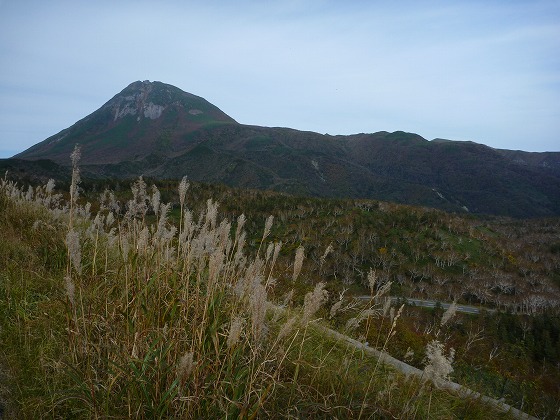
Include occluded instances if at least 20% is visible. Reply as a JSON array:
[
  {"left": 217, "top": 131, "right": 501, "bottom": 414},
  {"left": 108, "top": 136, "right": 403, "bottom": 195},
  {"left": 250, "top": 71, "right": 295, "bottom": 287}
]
[{"left": 0, "top": 160, "right": 518, "bottom": 419}]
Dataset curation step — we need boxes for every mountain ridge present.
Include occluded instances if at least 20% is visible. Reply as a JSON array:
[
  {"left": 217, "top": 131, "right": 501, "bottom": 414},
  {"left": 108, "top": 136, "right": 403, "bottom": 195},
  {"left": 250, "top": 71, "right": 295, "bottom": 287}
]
[{"left": 13, "top": 80, "right": 560, "bottom": 218}]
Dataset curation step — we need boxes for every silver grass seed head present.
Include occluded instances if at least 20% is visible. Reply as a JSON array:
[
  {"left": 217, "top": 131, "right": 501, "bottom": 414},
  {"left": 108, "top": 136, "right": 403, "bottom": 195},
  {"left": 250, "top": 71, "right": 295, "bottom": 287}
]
[
  {"left": 178, "top": 176, "right": 189, "bottom": 207},
  {"left": 182, "top": 210, "right": 194, "bottom": 239},
  {"left": 277, "top": 316, "right": 297, "bottom": 341},
  {"left": 217, "top": 220, "right": 231, "bottom": 251},
  {"left": 302, "top": 282, "right": 328, "bottom": 324},
  {"left": 329, "top": 300, "right": 343, "bottom": 319},
  {"left": 66, "top": 229, "right": 82, "bottom": 275},
  {"left": 69, "top": 146, "right": 81, "bottom": 204},
  {"left": 208, "top": 249, "right": 225, "bottom": 286},
  {"left": 137, "top": 227, "right": 150, "bottom": 254},
  {"left": 375, "top": 281, "right": 392, "bottom": 300},
  {"left": 163, "top": 241, "right": 176, "bottom": 262},
  {"left": 292, "top": 246, "right": 305, "bottom": 283},
  {"left": 250, "top": 281, "right": 268, "bottom": 342},
  {"left": 282, "top": 289, "right": 294, "bottom": 307},
  {"left": 25, "top": 185, "right": 33, "bottom": 201},
  {"left": 345, "top": 317, "right": 360, "bottom": 331},
  {"left": 227, "top": 317, "right": 244, "bottom": 348},
  {"left": 423, "top": 340, "right": 455, "bottom": 387},
  {"left": 237, "top": 229, "right": 246, "bottom": 247},
  {"left": 382, "top": 297, "right": 392, "bottom": 317},
  {"left": 82, "top": 202, "right": 91, "bottom": 219},
  {"left": 99, "top": 189, "right": 109, "bottom": 210},
  {"left": 440, "top": 301, "right": 457, "bottom": 327},
  {"left": 265, "top": 242, "right": 274, "bottom": 263},
  {"left": 263, "top": 215, "right": 273, "bottom": 239},
  {"left": 151, "top": 185, "right": 161, "bottom": 217},
  {"left": 235, "top": 214, "right": 246, "bottom": 240},
  {"left": 34, "top": 184, "right": 42, "bottom": 198},
  {"left": 205, "top": 199, "right": 218, "bottom": 229},
  {"left": 121, "top": 236, "right": 130, "bottom": 262},
  {"left": 367, "top": 269, "right": 377, "bottom": 295},
  {"left": 178, "top": 351, "right": 195, "bottom": 379},
  {"left": 131, "top": 332, "right": 140, "bottom": 359},
  {"left": 272, "top": 241, "right": 282, "bottom": 264},
  {"left": 45, "top": 179, "right": 55, "bottom": 195},
  {"left": 131, "top": 177, "right": 148, "bottom": 215},
  {"left": 105, "top": 211, "right": 115, "bottom": 227},
  {"left": 358, "top": 309, "right": 377, "bottom": 322},
  {"left": 70, "top": 144, "right": 81, "bottom": 167},
  {"left": 165, "top": 225, "right": 177, "bottom": 242},
  {"left": 107, "top": 228, "right": 118, "bottom": 248},
  {"left": 70, "top": 169, "right": 80, "bottom": 203},
  {"left": 93, "top": 212, "right": 103, "bottom": 230},
  {"left": 64, "top": 274, "right": 75, "bottom": 307},
  {"left": 108, "top": 191, "right": 119, "bottom": 213},
  {"left": 391, "top": 304, "right": 405, "bottom": 330},
  {"left": 156, "top": 202, "right": 171, "bottom": 238},
  {"left": 320, "top": 243, "right": 334, "bottom": 267}
]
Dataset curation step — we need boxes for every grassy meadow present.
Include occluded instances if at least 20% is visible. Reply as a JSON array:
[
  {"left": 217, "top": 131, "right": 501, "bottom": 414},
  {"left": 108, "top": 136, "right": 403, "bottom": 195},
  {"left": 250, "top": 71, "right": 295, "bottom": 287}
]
[{"left": 0, "top": 148, "right": 558, "bottom": 418}]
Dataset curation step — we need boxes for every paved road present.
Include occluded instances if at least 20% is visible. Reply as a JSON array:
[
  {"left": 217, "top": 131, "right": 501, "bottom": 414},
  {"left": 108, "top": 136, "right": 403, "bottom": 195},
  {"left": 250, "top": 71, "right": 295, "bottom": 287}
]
[
  {"left": 356, "top": 296, "right": 495, "bottom": 315},
  {"left": 395, "top": 297, "right": 487, "bottom": 314}
]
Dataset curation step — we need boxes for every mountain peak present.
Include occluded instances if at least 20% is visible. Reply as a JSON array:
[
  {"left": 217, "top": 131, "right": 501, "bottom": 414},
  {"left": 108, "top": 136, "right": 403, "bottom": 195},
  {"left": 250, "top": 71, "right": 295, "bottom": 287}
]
[
  {"left": 105, "top": 80, "right": 236, "bottom": 124},
  {"left": 16, "top": 81, "right": 237, "bottom": 164},
  {"left": 108, "top": 80, "right": 163, "bottom": 122}
]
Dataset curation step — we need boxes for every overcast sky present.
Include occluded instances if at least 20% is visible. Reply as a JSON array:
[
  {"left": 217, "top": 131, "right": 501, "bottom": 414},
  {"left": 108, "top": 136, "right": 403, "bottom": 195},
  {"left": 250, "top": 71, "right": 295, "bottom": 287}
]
[{"left": 1, "top": 0, "right": 559, "bottom": 158}]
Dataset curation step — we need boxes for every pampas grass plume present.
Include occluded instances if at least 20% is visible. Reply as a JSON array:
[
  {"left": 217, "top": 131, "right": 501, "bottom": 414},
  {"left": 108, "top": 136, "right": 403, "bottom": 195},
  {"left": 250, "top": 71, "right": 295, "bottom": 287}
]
[
  {"left": 227, "top": 317, "right": 244, "bottom": 349},
  {"left": 302, "top": 282, "right": 328, "bottom": 324},
  {"left": 66, "top": 229, "right": 82, "bottom": 275},
  {"left": 423, "top": 340, "right": 455, "bottom": 387},
  {"left": 178, "top": 351, "right": 195, "bottom": 379},
  {"left": 440, "top": 301, "right": 457, "bottom": 327},
  {"left": 292, "top": 246, "right": 304, "bottom": 283},
  {"left": 178, "top": 175, "right": 189, "bottom": 208},
  {"left": 64, "top": 274, "right": 75, "bottom": 307}
]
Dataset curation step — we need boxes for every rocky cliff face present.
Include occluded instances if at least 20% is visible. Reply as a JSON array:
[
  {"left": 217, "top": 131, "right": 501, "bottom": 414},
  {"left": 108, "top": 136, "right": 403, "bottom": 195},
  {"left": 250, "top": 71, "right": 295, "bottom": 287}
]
[
  {"left": 108, "top": 81, "right": 219, "bottom": 122},
  {"left": 110, "top": 81, "right": 164, "bottom": 121}
]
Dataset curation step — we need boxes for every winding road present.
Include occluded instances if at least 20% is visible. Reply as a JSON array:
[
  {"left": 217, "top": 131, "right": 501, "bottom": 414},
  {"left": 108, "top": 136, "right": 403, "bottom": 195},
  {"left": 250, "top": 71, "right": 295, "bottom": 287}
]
[{"left": 356, "top": 296, "right": 495, "bottom": 315}]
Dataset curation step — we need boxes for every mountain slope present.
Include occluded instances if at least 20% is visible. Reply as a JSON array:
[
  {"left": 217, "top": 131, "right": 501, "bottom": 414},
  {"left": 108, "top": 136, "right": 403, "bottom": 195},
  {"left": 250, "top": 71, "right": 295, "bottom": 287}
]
[
  {"left": 80, "top": 124, "right": 560, "bottom": 217},
  {"left": 14, "top": 81, "right": 560, "bottom": 218},
  {"left": 15, "top": 80, "right": 237, "bottom": 165}
]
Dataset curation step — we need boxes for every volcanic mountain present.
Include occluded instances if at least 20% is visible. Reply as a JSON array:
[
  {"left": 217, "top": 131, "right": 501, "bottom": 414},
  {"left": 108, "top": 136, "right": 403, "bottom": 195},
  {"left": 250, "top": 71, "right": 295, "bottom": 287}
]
[
  {"left": 17, "top": 80, "right": 237, "bottom": 165},
  {"left": 14, "top": 80, "right": 560, "bottom": 218}
]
